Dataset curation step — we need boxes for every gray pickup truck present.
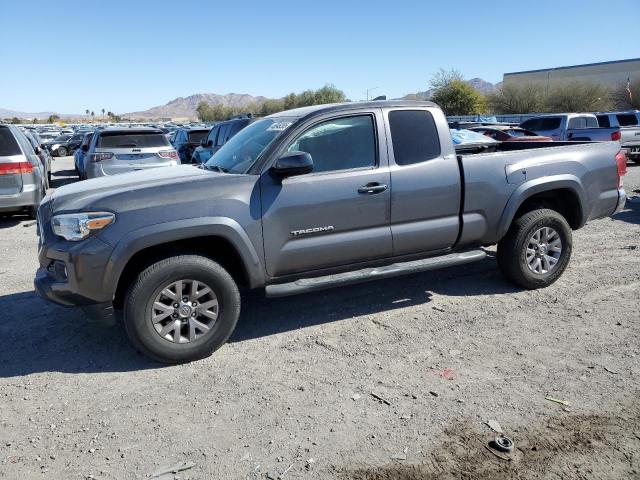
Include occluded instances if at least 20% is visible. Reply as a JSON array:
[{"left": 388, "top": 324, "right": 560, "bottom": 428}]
[
  {"left": 596, "top": 111, "right": 640, "bottom": 164},
  {"left": 34, "top": 101, "right": 627, "bottom": 363},
  {"left": 519, "top": 113, "right": 621, "bottom": 142}
]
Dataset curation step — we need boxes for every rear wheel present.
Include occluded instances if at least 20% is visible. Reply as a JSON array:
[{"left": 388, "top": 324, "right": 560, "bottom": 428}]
[
  {"left": 123, "top": 255, "right": 241, "bottom": 363},
  {"left": 57, "top": 146, "right": 68, "bottom": 157},
  {"left": 497, "top": 208, "right": 572, "bottom": 289}
]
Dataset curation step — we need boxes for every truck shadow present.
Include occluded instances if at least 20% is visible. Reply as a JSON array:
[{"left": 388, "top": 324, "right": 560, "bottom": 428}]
[
  {"left": 0, "top": 255, "right": 518, "bottom": 377},
  {"left": 613, "top": 196, "right": 640, "bottom": 225},
  {"left": 50, "top": 169, "right": 78, "bottom": 189}
]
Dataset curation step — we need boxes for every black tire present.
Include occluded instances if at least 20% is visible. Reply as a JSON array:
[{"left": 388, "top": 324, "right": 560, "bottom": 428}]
[
  {"left": 57, "top": 146, "right": 68, "bottom": 157},
  {"left": 632, "top": 157, "right": 640, "bottom": 165},
  {"left": 497, "top": 208, "right": 572, "bottom": 289},
  {"left": 47, "top": 171, "right": 52, "bottom": 185},
  {"left": 123, "top": 255, "right": 241, "bottom": 364}
]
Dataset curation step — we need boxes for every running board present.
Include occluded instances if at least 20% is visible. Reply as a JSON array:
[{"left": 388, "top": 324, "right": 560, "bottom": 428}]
[{"left": 265, "top": 249, "right": 487, "bottom": 298}]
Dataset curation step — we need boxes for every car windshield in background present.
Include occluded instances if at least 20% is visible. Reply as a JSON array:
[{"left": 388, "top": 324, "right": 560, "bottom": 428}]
[
  {"left": 0, "top": 128, "right": 21, "bottom": 156},
  {"left": 507, "top": 129, "right": 527, "bottom": 137},
  {"left": 205, "top": 118, "right": 295, "bottom": 174},
  {"left": 188, "top": 130, "right": 209, "bottom": 144},
  {"left": 98, "top": 132, "right": 170, "bottom": 148}
]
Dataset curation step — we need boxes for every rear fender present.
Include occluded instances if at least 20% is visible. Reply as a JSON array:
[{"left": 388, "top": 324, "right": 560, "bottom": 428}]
[{"left": 497, "top": 175, "right": 587, "bottom": 238}]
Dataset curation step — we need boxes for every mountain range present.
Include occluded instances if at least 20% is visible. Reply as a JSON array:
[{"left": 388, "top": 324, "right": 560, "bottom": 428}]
[{"left": 2, "top": 78, "right": 500, "bottom": 120}]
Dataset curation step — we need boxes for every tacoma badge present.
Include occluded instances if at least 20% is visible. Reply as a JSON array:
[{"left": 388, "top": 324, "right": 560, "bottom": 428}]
[{"left": 290, "top": 226, "right": 335, "bottom": 237}]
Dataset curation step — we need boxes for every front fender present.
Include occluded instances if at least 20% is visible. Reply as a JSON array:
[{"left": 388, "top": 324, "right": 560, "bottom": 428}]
[
  {"left": 102, "top": 216, "right": 265, "bottom": 295},
  {"left": 496, "top": 175, "right": 587, "bottom": 239}
]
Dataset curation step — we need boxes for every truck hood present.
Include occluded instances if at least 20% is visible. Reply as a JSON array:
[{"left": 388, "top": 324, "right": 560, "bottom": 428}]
[{"left": 51, "top": 164, "right": 218, "bottom": 212}]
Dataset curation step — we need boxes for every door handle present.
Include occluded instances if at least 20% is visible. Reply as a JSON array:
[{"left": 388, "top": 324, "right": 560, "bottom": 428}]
[{"left": 358, "top": 183, "right": 388, "bottom": 194}]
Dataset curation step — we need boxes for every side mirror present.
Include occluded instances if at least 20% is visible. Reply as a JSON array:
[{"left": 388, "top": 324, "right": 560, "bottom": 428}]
[
  {"left": 81, "top": 145, "right": 88, "bottom": 152},
  {"left": 271, "top": 151, "right": 313, "bottom": 178},
  {"left": 206, "top": 140, "right": 214, "bottom": 148},
  {"left": 34, "top": 146, "right": 42, "bottom": 155}
]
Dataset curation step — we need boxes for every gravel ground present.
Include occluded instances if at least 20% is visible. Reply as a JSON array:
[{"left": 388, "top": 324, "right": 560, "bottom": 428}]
[{"left": 1, "top": 157, "right": 639, "bottom": 480}]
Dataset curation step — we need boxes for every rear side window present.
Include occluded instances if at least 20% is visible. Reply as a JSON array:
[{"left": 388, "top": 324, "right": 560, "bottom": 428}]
[
  {"left": 616, "top": 114, "right": 638, "bottom": 126},
  {"left": 98, "top": 132, "right": 170, "bottom": 148},
  {"left": 228, "top": 120, "right": 248, "bottom": 138},
  {"left": 597, "top": 115, "right": 611, "bottom": 128},
  {"left": 388, "top": 110, "right": 441, "bottom": 165},
  {"left": 0, "top": 128, "right": 22, "bottom": 156},
  {"left": 568, "top": 116, "right": 597, "bottom": 129}
]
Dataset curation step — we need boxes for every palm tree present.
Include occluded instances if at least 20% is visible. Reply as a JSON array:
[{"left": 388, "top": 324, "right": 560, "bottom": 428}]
[
  {"left": 85, "top": 109, "right": 90, "bottom": 119},
  {"left": 90, "top": 111, "right": 95, "bottom": 122},
  {"left": 101, "top": 108, "right": 105, "bottom": 120}
]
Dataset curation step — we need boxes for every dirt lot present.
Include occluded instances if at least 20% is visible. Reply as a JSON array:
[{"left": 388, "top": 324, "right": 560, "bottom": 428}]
[{"left": 1, "top": 157, "right": 639, "bottom": 480}]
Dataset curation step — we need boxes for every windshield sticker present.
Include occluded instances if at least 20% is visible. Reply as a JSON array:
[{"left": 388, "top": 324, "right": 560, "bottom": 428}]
[{"left": 267, "top": 122, "right": 292, "bottom": 132}]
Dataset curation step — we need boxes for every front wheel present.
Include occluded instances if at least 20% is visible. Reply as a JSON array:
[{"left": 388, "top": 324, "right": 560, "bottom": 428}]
[
  {"left": 497, "top": 208, "right": 572, "bottom": 289},
  {"left": 123, "top": 255, "right": 241, "bottom": 363},
  {"left": 57, "top": 146, "right": 68, "bottom": 157}
]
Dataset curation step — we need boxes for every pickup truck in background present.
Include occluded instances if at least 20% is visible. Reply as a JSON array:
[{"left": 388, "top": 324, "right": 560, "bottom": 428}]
[
  {"left": 596, "top": 111, "right": 640, "bottom": 164},
  {"left": 520, "top": 113, "right": 621, "bottom": 142},
  {"left": 35, "top": 101, "right": 628, "bottom": 363}
]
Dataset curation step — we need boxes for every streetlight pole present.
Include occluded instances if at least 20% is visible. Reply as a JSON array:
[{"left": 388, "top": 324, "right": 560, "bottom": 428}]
[{"left": 366, "top": 87, "right": 379, "bottom": 101}]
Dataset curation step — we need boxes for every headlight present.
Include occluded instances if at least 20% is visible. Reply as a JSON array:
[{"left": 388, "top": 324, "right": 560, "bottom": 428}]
[{"left": 51, "top": 212, "right": 115, "bottom": 241}]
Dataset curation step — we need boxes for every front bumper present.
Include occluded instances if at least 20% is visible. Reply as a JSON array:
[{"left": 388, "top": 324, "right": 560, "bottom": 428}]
[
  {"left": 34, "top": 214, "right": 117, "bottom": 324},
  {"left": 613, "top": 188, "right": 627, "bottom": 215}
]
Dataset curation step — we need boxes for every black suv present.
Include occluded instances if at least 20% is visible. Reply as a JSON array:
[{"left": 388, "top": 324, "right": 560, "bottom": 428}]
[
  {"left": 190, "top": 115, "right": 252, "bottom": 164},
  {"left": 172, "top": 127, "right": 210, "bottom": 164}
]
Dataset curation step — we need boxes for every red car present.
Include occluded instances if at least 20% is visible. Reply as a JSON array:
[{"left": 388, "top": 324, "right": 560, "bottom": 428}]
[{"left": 470, "top": 126, "right": 552, "bottom": 142}]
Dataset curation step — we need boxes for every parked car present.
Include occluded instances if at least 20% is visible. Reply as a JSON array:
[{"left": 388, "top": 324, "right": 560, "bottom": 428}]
[
  {"left": 74, "top": 131, "right": 94, "bottom": 179},
  {"left": 23, "top": 130, "right": 53, "bottom": 185},
  {"left": 0, "top": 125, "right": 47, "bottom": 218},
  {"left": 82, "top": 127, "right": 179, "bottom": 179},
  {"left": 469, "top": 126, "right": 552, "bottom": 142},
  {"left": 519, "top": 113, "right": 621, "bottom": 142},
  {"left": 595, "top": 111, "right": 640, "bottom": 164},
  {"left": 172, "top": 127, "right": 210, "bottom": 163},
  {"left": 190, "top": 116, "right": 252, "bottom": 164},
  {"left": 44, "top": 132, "right": 86, "bottom": 157},
  {"left": 35, "top": 102, "right": 628, "bottom": 363}
]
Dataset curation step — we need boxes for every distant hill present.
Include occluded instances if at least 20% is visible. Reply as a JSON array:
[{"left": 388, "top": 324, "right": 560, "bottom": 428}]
[
  {"left": 125, "top": 93, "right": 268, "bottom": 120},
  {"left": 402, "top": 78, "right": 500, "bottom": 100},
  {"left": 0, "top": 108, "right": 79, "bottom": 120}
]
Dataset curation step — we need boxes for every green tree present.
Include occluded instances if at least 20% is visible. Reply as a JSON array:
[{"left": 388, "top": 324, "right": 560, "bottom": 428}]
[
  {"left": 47, "top": 114, "right": 61, "bottom": 123},
  {"left": 429, "top": 70, "right": 486, "bottom": 115},
  {"left": 258, "top": 98, "right": 285, "bottom": 115},
  {"left": 10, "top": 117, "right": 22, "bottom": 124},
  {"left": 488, "top": 83, "right": 546, "bottom": 114},
  {"left": 544, "top": 81, "right": 611, "bottom": 112}
]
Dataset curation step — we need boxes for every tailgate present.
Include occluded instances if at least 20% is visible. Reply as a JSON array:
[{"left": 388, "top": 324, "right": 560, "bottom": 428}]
[{"left": 0, "top": 155, "right": 24, "bottom": 196}]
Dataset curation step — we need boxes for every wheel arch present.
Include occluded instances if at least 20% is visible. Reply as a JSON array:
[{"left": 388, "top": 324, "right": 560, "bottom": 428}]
[
  {"left": 105, "top": 217, "right": 265, "bottom": 309},
  {"left": 497, "top": 176, "right": 587, "bottom": 239}
]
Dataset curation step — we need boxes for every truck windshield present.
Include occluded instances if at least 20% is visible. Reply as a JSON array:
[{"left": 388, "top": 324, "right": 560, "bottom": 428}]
[{"left": 204, "top": 117, "right": 295, "bottom": 174}]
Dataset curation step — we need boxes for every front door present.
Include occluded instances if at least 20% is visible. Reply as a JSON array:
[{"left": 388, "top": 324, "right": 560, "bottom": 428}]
[{"left": 260, "top": 111, "right": 392, "bottom": 277}]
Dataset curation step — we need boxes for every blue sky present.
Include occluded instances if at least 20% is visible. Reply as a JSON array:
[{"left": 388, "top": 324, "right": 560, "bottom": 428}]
[{"left": 1, "top": 0, "right": 638, "bottom": 114}]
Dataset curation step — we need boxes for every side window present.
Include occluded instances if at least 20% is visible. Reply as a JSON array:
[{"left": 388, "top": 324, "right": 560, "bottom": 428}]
[
  {"left": 540, "top": 117, "right": 561, "bottom": 130},
  {"left": 216, "top": 124, "right": 230, "bottom": 147},
  {"left": 388, "top": 110, "right": 440, "bottom": 165},
  {"left": 597, "top": 115, "right": 611, "bottom": 128},
  {"left": 520, "top": 119, "right": 540, "bottom": 131},
  {"left": 227, "top": 120, "right": 247, "bottom": 138},
  {"left": 617, "top": 114, "right": 638, "bottom": 126},
  {"left": 287, "top": 115, "right": 376, "bottom": 174},
  {"left": 568, "top": 116, "right": 593, "bottom": 129},
  {"left": 206, "top": 127, "right": 219, "bottom": 145}
]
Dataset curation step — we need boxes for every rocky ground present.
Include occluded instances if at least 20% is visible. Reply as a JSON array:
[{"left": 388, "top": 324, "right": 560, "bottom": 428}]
[{"left": 0, "top": 157, "right": 639, "bottom": 480}]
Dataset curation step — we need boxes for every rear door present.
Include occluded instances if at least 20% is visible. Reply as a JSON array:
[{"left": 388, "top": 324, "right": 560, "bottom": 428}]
[
  {"left": 0, "top": 127, "right": 25, "bottom": 196},
  {"left": 260, "top": 109, "right": 392, "bottom": 277},
  {"left": 384, "top": 108, "right": 461, "bottom": 255}
]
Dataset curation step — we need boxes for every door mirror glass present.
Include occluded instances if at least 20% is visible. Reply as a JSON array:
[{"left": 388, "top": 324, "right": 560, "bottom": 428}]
[
  {"left": 207, "top": 139, "right": 214, "bottom": 148},
  {"left": 271, "top": 151, "right": 313, "bottom": 177},
  {"left": 81, "top": 144, "right": 88, "bottom": 152}
]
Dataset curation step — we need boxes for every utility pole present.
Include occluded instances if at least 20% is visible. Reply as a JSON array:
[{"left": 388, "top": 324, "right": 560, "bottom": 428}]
[{"left": 366, "top": 87, "right": 379, "bottom": 101}]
